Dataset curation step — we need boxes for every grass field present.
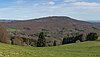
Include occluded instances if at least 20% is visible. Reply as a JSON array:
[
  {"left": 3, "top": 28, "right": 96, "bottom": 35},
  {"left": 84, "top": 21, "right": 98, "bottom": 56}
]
[
  {"left": 6, "top": 28, "right": 23, "bottom": 32},
  {"left": 0, "top": 39, "right": 100, "bottom": 57}
]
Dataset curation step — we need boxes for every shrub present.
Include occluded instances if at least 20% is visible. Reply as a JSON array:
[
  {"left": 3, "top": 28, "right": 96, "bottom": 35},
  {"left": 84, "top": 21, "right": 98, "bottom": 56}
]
[
  {"left": 62, "top": 34, "right": 85, "bottom": 44},
  {"left": 62, "top": 37, "right": 69, "bottom": 44},
  {"left": 53, "top": 40, "right": 56, "bottom": 46},
  {"left": 10, "top": 36, "right": 15, "bottom": 44},
  {"left": 75, "top": 40, "right": 80, "bottom": 43},
  {"left": 0, "top": 27, "right": 10, "bottom": 43},
  {"left": 62, "top": 36, "right": 75, "bottom": 44},
  {"left": 86, "top": 32, "right": 98, "bottom": 41},
  {"left": 37, "top": 32, "right": 46, "bottom": 47},
  {"left": 75, "top": 34, "right": 84, "bottom": 42}
]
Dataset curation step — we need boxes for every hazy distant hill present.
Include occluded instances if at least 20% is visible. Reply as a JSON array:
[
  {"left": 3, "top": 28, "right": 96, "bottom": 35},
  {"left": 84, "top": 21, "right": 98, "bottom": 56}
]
[
  {"left": 0, "top": 20, "right": 16, "bottom": 22},
  {"left": 2, "top": 16, "right": 100, "bottom": 39},
  {"left": 87, "top": 21, "right": 100, "bottom": 24}
]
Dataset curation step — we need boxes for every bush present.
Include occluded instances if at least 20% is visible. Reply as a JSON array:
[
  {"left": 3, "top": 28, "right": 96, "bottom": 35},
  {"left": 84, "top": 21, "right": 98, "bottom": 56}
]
[
  {"left": 62, "top": 36, "right": 75, "bottom": 44},
  {"left": 86, "top": 32, "right": 98, "bottom": 41},
  {"left": 62, "top": 34, "right": 84, "bottom": 44},
  {"left": 53, "top": 40, "right": 56, "bottom": 46},
  {"left": 62, "top": 37, "right": 69, "bottom": 44},
  {"left": 0, "top": 27, "right": 10, "bottom": 43},
  {"left": 75, "top": 40, "right": 80, "bottom": 43},
  {"left": 10, "top": 36, "right": 15, "bottom": 44},
  {"left": 75, "top": 34, "right": 84, "bottom": 42},
  {"left": 37, "top": 32, "right": 46, "bottom": 47}
]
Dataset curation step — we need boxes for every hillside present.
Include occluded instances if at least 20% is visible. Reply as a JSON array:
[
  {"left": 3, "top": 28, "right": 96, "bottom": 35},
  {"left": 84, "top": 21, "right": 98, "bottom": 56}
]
[
  {"left": 0, "top": 39, "right": 99, "bottom": 57},
  {"left": 2, "top": 16, "right": 100, "bottom": 38},
  {"left": 0, "top": 16, "right": 100, "bottom": 46}
]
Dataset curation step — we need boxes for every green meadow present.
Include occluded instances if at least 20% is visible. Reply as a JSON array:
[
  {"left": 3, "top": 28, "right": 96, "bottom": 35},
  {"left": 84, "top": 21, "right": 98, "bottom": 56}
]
[{"left": 0, "top": 38, "right": 100, "bottom": 57}]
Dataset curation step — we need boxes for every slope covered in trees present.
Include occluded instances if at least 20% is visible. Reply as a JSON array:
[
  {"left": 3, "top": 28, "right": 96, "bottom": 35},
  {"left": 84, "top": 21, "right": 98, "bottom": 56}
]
[{"left": 0, "top": 16, "right": 99, "bottom": 46}]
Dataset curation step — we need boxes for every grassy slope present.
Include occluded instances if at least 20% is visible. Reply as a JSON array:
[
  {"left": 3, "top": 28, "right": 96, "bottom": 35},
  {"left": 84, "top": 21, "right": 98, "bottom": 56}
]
[{"left": 0, "top": 39, "right": 100, "bottom": 57}]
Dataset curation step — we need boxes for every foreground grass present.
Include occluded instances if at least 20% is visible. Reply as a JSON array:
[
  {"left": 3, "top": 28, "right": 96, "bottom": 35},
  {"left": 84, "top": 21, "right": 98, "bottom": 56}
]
[{"left": 0, "top": 40, "right": 100, "bottom": 57}]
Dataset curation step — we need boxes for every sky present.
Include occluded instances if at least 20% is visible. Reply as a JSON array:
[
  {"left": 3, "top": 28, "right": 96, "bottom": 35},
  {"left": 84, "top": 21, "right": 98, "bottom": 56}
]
[{"left": 0, "top": 0, "right": 100, "bottom": 21}]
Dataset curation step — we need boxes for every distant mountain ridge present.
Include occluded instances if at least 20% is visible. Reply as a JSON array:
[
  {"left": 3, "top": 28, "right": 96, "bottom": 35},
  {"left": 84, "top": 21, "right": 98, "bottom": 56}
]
[
  {"left": 0, "top": 20, "right": 16, "bottom": 22},
  {"left": 87, "top": 21, "right": 100, "bottom": 24}
]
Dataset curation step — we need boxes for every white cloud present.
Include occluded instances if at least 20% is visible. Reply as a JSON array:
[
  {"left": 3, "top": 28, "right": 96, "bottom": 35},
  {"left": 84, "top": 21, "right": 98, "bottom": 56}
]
[
  {"left": 33, "top": 3, "right": 40, "bottom": 7},
  {"left": 64, "top": 0, "right": 79, "bottom": 3},
  {"left": 0, "top": 0, "right": 100, "bottom": 20},
  {"left": 48, "top": 1, "right": 55, "bottom": 5},
  {"left": 71, "top": 2, "right": 100, "bottom": 7},
  {"left": 40, "top": 1, "right": 56, "bottom": 6}
]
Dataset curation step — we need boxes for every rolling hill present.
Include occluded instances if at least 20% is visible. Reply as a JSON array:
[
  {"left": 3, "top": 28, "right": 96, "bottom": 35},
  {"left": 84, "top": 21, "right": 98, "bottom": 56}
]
[
  {"left": 2, "top": 16, "right": 100, "bottom": 37},
  {"left": 0, "top": 38, "right": 99, "bottom": 57},
  {"left": 0, "top": 16, "right": 100, "bottom": 46}
]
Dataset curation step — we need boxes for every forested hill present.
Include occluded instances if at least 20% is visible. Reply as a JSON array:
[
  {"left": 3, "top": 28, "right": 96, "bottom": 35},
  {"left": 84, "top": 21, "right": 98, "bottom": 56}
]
[{"left": 2, "top": 16, "right": 100, "bottom": 38}]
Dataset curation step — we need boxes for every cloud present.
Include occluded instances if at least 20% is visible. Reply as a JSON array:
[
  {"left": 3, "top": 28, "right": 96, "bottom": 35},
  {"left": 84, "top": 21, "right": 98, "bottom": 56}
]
[
  {"left": 64, "top": 0, "right": 79, "bottom": 3},
  {"left": 0, "top": 0, "right": 100, "bottom": 20},
  {"left": 71, "top": 2, "right": 100, "bottom": 7},
  {"left": 41, "top": 1, "right": 56, "bottom": 6},
  {"left": 33, "top": 3, "right": 40, "bottom": 7},
  {"left": 48, "top": 1, "right": 55, "bottom": 5}
]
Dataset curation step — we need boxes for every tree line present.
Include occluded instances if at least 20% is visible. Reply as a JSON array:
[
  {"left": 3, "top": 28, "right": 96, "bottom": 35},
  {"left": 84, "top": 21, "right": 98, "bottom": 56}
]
[
  {"left": 37, "top": 32, "right": 98, "bottom": 47},
  {"left": 0, "top": 27, "right": 98, "bottom": 47}
]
